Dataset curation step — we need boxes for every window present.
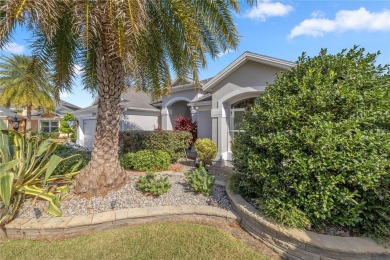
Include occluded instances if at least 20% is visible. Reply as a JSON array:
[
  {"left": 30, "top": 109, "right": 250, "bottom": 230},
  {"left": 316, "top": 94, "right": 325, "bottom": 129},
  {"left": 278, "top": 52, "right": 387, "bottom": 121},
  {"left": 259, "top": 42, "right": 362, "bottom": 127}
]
[
  {"left": 230, "top": 98, "right": 255, "bottom": 138},
  {"left": 40, "top": 120, "right": 59, "bottom": 133}
]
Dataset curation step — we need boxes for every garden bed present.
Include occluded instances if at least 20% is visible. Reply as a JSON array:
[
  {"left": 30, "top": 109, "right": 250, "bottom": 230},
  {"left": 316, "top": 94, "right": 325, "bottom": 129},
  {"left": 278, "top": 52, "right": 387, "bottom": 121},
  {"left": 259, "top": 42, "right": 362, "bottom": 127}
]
[{"left": 16, "top": 172, "right": 231, "bottom": 219}]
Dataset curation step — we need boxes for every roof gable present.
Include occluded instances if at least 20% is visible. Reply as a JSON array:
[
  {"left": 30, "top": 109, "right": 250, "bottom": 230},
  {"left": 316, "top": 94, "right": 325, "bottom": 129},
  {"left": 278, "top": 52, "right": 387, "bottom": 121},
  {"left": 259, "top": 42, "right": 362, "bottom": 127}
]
[
  {"left": 202, "top": 52, "right": 295, "bottom": 92},
  {"left": 171, "top": 77, "right": 194, "bottom": 87}
]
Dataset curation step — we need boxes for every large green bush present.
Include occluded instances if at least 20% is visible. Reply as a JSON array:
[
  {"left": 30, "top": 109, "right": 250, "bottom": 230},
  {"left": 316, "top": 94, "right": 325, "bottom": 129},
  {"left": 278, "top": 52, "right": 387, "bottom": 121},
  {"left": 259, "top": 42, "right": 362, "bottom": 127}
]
[
  {"left": 120, "top": 149, "right": 171, "bottom": 172},
  {"left": 232, "top": 47, "right": 389, "bottom": 240},
  {"left": 120, "top": 130, "right": 192, "bottom": 162}
]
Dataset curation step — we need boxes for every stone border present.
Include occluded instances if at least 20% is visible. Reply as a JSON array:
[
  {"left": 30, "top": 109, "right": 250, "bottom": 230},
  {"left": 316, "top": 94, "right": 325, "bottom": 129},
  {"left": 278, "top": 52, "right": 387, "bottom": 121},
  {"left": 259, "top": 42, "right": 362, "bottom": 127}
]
[
  {"left": 226, "top": 184, "right": 390, "bottom": 260},
  {"left": 0, "top": 205, "right": 238, "bottom": 239}
]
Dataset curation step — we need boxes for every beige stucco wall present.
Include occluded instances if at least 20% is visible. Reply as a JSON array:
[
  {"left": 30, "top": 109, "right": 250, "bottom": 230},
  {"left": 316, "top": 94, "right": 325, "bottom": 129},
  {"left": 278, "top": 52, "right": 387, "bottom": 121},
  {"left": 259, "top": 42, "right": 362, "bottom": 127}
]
[{"left": 30, "top": 120, "right": 39, "bottom": 132}]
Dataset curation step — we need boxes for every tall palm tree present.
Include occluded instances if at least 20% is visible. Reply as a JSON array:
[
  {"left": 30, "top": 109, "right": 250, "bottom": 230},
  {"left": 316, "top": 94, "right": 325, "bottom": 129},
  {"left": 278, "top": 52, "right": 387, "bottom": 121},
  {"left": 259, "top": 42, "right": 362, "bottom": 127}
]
[
  {"left": 0, "top": 1, "right": 254, "bottom": 197},
  {"left": 0, "top": 54, "right": 56, "bottom": 137}
]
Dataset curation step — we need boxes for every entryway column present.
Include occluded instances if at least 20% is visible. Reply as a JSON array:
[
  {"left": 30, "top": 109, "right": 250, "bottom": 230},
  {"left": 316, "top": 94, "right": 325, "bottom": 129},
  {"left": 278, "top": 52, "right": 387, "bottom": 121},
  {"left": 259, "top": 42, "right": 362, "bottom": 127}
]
[
  {"left": 161, "top": 107, "right": 171, "bottom": 130},
  {"left": 211, "top": 105, "right": 228, "bottom": 166}
]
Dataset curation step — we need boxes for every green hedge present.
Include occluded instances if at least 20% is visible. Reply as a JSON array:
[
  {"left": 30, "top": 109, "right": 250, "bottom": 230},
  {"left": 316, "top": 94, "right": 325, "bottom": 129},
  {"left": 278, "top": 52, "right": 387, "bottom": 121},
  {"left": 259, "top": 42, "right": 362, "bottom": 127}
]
[
  {"left": 120, "top": 149, "right": 171, "bottom": 172},
  {"left": 232, "top": 47, "right": 390, "bottom": 240},
  {"left": 52, "top": 144, "right": 91, "bottom": 174},
  {"left": 120, "top": 130, "right": 192, "bottom": 162}
]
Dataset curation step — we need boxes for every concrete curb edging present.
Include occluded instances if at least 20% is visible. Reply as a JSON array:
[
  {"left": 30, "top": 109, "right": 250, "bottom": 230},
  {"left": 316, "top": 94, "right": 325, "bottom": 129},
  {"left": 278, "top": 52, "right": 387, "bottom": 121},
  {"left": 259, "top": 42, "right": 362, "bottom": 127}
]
[
  {"left": 225, "top": 184, "right": 390, "bottom": 260},
  {"left": 0, "top": 205, "right": 238, "bottom": 239}
]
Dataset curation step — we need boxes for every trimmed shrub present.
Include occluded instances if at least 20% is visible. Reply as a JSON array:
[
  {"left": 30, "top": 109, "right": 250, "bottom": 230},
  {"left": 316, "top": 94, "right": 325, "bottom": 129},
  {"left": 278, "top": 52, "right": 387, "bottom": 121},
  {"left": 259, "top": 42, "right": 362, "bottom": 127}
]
[
  {"left": 136, "top": 171, "right": 171, "bottom": 196},
  {"left": 232, "top": 47, "right": 390, "bottom": 240},
  {"left": 186, "top": 163, "right": 215, "bottom": 196},
  {"left": 120, "top": 152, "right": 136, "bottom": 169},
  {"left": 120, "top": 130, "right": 192, "bottom": 162},
  {"left": 52, "top": 144, "right": 91, "bottom": 174},
  {"left": 120, "top": 149, "right": 171, "bottom": 172},
  {"left": 195, "top": 138, "right": 218, "bottom": 166}
]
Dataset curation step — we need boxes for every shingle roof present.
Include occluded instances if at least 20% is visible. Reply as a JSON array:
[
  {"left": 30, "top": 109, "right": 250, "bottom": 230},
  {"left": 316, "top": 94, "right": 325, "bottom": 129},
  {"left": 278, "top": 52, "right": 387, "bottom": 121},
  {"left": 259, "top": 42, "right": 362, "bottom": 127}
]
[
  {"left": 77, "top": 88, "right": 160, "bottom": 115},
  {"left": 0, "top": 106, "right": 17, "bottom": 118},
  {"left": 120, "top": 88, "right": 159, "bottom": 111},
  {"left": 55, "top": 100, "right": 81, "bottom": 116}
]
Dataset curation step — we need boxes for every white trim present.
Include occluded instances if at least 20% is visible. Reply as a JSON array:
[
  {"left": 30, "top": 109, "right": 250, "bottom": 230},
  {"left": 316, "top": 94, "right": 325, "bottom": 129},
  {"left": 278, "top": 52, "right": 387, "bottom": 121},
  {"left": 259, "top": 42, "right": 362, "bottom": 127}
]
[
  {"left": 217, "top": 86, "right": 265, "bottom": 108},
  {"left": 171, "top": 84, "right": 197, "bottom": 93},
  {"left": 161, "top": 108, "right": 169, "bottom": 116},
  {"left": 38, "top": 119, "right": 60, "bottom": 133},
  {"left": 124, "top": 107, "right": 160, "bottom": 113},
  {"left": 211, "top": 108, "right": 225, "bottom": 118},
  {"left": 198, "top": 105, "right": 212, "bottom": 112},
  {"left": 171, "top": 77, "right": 194, "bottom": 87},
  {"left": 164, "top": 97, "right": 192, "bottom": 108},
  {"left": 188, "top": 100, "right": 212, "bottom": 107},
  {"left": 203, "top": 52, "right": 294, "bottom": 92}
]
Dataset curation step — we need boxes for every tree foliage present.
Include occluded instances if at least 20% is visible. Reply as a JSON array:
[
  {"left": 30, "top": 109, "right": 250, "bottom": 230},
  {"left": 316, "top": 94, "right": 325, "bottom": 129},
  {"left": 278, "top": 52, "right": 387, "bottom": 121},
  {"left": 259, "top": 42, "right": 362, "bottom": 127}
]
[
  {"left": 232, "top": 47, "right": 390, "bottom": 240},
  {"left": 59, "top": 113, "right": 76, "bottom": 136},
  {"left": 0, "top": 54, "right": 55, "bottom": 111},
  {"left": 0, "top": 1, "right": 253, "bottom": 94}
]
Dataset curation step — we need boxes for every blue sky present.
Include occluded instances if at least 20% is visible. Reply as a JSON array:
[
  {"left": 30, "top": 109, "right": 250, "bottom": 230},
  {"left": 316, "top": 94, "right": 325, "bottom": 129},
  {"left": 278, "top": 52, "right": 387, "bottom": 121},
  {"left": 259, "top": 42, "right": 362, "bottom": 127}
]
[{"left": 1, "top": 1, "right": 389, "bottom": 108}]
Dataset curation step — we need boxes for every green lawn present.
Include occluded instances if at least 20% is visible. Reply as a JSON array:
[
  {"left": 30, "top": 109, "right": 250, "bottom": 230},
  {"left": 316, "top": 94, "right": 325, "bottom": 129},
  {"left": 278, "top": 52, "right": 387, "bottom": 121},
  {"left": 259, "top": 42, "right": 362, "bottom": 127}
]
[{"left": 0, "top": 222, "right": 266, "bottom": 260}]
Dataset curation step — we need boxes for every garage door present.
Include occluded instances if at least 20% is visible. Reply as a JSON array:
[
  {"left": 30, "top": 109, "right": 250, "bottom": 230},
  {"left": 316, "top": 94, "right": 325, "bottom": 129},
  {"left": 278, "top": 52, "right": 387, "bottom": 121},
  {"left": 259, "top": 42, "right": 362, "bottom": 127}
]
[{"left": 83, "top": 119, "right": 96, "bottom": 149}]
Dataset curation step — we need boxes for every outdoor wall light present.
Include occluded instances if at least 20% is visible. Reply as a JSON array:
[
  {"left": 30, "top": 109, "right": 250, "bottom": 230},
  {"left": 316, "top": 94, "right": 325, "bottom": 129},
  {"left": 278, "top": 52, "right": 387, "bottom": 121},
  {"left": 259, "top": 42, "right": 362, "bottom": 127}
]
[{"left": 11, "top": 115, "right": 20, "bottom": 131}]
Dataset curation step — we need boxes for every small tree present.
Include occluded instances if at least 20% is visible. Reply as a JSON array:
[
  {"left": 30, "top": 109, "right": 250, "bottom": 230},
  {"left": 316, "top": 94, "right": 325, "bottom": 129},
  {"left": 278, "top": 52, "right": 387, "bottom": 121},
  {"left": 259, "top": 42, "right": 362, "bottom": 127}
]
[
  {"left": 174, "top": 115, "right": 198, "bottom": 145},
  {"left": 233, "top": 47, "right": 389, "bottom": 240},
  {"left": 59, "top": 113, "right": 76, "bottom": 138}
]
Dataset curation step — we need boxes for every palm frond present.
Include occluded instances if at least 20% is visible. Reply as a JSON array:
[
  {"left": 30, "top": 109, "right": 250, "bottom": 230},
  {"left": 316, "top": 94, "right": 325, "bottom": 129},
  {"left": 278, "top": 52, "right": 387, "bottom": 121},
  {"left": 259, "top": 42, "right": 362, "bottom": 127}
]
[{"left": 0, "top": 54, "right": 55, "bottom": 111}]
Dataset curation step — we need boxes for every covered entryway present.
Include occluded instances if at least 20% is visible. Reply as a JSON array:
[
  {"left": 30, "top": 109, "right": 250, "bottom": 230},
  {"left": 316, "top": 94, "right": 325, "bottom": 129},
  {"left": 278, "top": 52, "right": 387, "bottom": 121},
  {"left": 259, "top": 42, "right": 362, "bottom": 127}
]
[
  {"left": 161, "top": 97, "right": 193, "bottom": 130},
  {"left": 83, "top": 119, "right": 96, "bottom": 149},
  {"left": 169, "top": 100, "right": 191, "bottom": 129}
]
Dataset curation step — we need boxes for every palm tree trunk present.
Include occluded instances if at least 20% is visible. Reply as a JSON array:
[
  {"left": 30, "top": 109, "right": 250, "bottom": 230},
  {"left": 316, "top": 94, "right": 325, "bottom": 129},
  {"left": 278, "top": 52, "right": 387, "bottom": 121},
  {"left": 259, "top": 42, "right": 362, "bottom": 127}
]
[
  {"left": 26, "top": 104, "right": 32, "bottom": 138},
  {"left": 74, "top": 34, "right": 125, "bottom": 197}
]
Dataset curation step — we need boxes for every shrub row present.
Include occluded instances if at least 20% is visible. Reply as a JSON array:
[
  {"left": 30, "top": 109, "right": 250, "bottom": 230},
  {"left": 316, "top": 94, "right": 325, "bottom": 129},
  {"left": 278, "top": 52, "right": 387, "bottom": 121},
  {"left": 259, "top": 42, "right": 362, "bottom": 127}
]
[
  {"left": 121, "top": 150, "right": 171, "bottom": 172},
  {"left": 120, "top": 130, "right": 192, "bottom": 162}
]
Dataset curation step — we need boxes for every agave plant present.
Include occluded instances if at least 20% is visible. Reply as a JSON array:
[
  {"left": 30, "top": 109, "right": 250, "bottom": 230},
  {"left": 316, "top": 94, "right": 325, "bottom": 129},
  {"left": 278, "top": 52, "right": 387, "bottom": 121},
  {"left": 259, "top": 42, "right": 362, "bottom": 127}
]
[{"left": 0, "top": 120, "right": 81, "bottom": 225}]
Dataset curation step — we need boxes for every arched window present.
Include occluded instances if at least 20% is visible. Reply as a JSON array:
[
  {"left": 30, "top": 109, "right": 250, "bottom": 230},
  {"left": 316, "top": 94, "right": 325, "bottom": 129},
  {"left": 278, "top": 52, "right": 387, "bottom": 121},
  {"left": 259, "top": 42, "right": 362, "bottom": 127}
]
[{"left": 230, "top": 98, "right": 255, "bottom": 138}]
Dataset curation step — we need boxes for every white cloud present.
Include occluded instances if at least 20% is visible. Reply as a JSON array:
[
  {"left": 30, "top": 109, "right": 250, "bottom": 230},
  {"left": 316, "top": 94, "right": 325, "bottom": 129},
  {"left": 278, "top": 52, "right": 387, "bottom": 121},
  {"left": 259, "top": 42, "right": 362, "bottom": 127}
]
[
  {"left": 217, "top": 49, "right": 234, "bottom": 58},
  {"left": 311, "top": 10, "right": 326, "bottom": 19},
  {"left": 245, "top": 0, "right": 293, "bottom": 21},
  {"left": 3, "top": 42, "right": 25, "bottom": 54},
  {"left": 73, "top": 64, "right": 82, "bottom": 75},
  {"left": 60, "top": 92, "right": 69, "bottom": 98},
  {"left": 289, "top": 7, "right": 390, "bottom": 39}
]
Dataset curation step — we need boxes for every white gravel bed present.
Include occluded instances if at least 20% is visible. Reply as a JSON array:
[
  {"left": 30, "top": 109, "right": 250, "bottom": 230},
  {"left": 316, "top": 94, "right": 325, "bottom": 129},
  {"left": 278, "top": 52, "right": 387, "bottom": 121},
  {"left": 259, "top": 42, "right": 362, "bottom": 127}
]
[{"left": 16, "top": 173, "right": 232, "bottom": 219}]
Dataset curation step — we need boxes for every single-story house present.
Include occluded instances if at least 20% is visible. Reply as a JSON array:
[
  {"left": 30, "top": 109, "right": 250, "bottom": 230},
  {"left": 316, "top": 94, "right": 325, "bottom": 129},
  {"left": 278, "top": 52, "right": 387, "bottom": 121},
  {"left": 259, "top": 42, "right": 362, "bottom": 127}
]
[
  {"left": 0, "top": 100, "right": 80, "bottom": 134},
  {"left": 74, "top": 88, "right": 161, "bottom": 148},
  {"left": 76, "top": 52, "right": 295, "bottom": 165},
  {"left": 0, "top": 106, "right": 18, "bottom": 129}
]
